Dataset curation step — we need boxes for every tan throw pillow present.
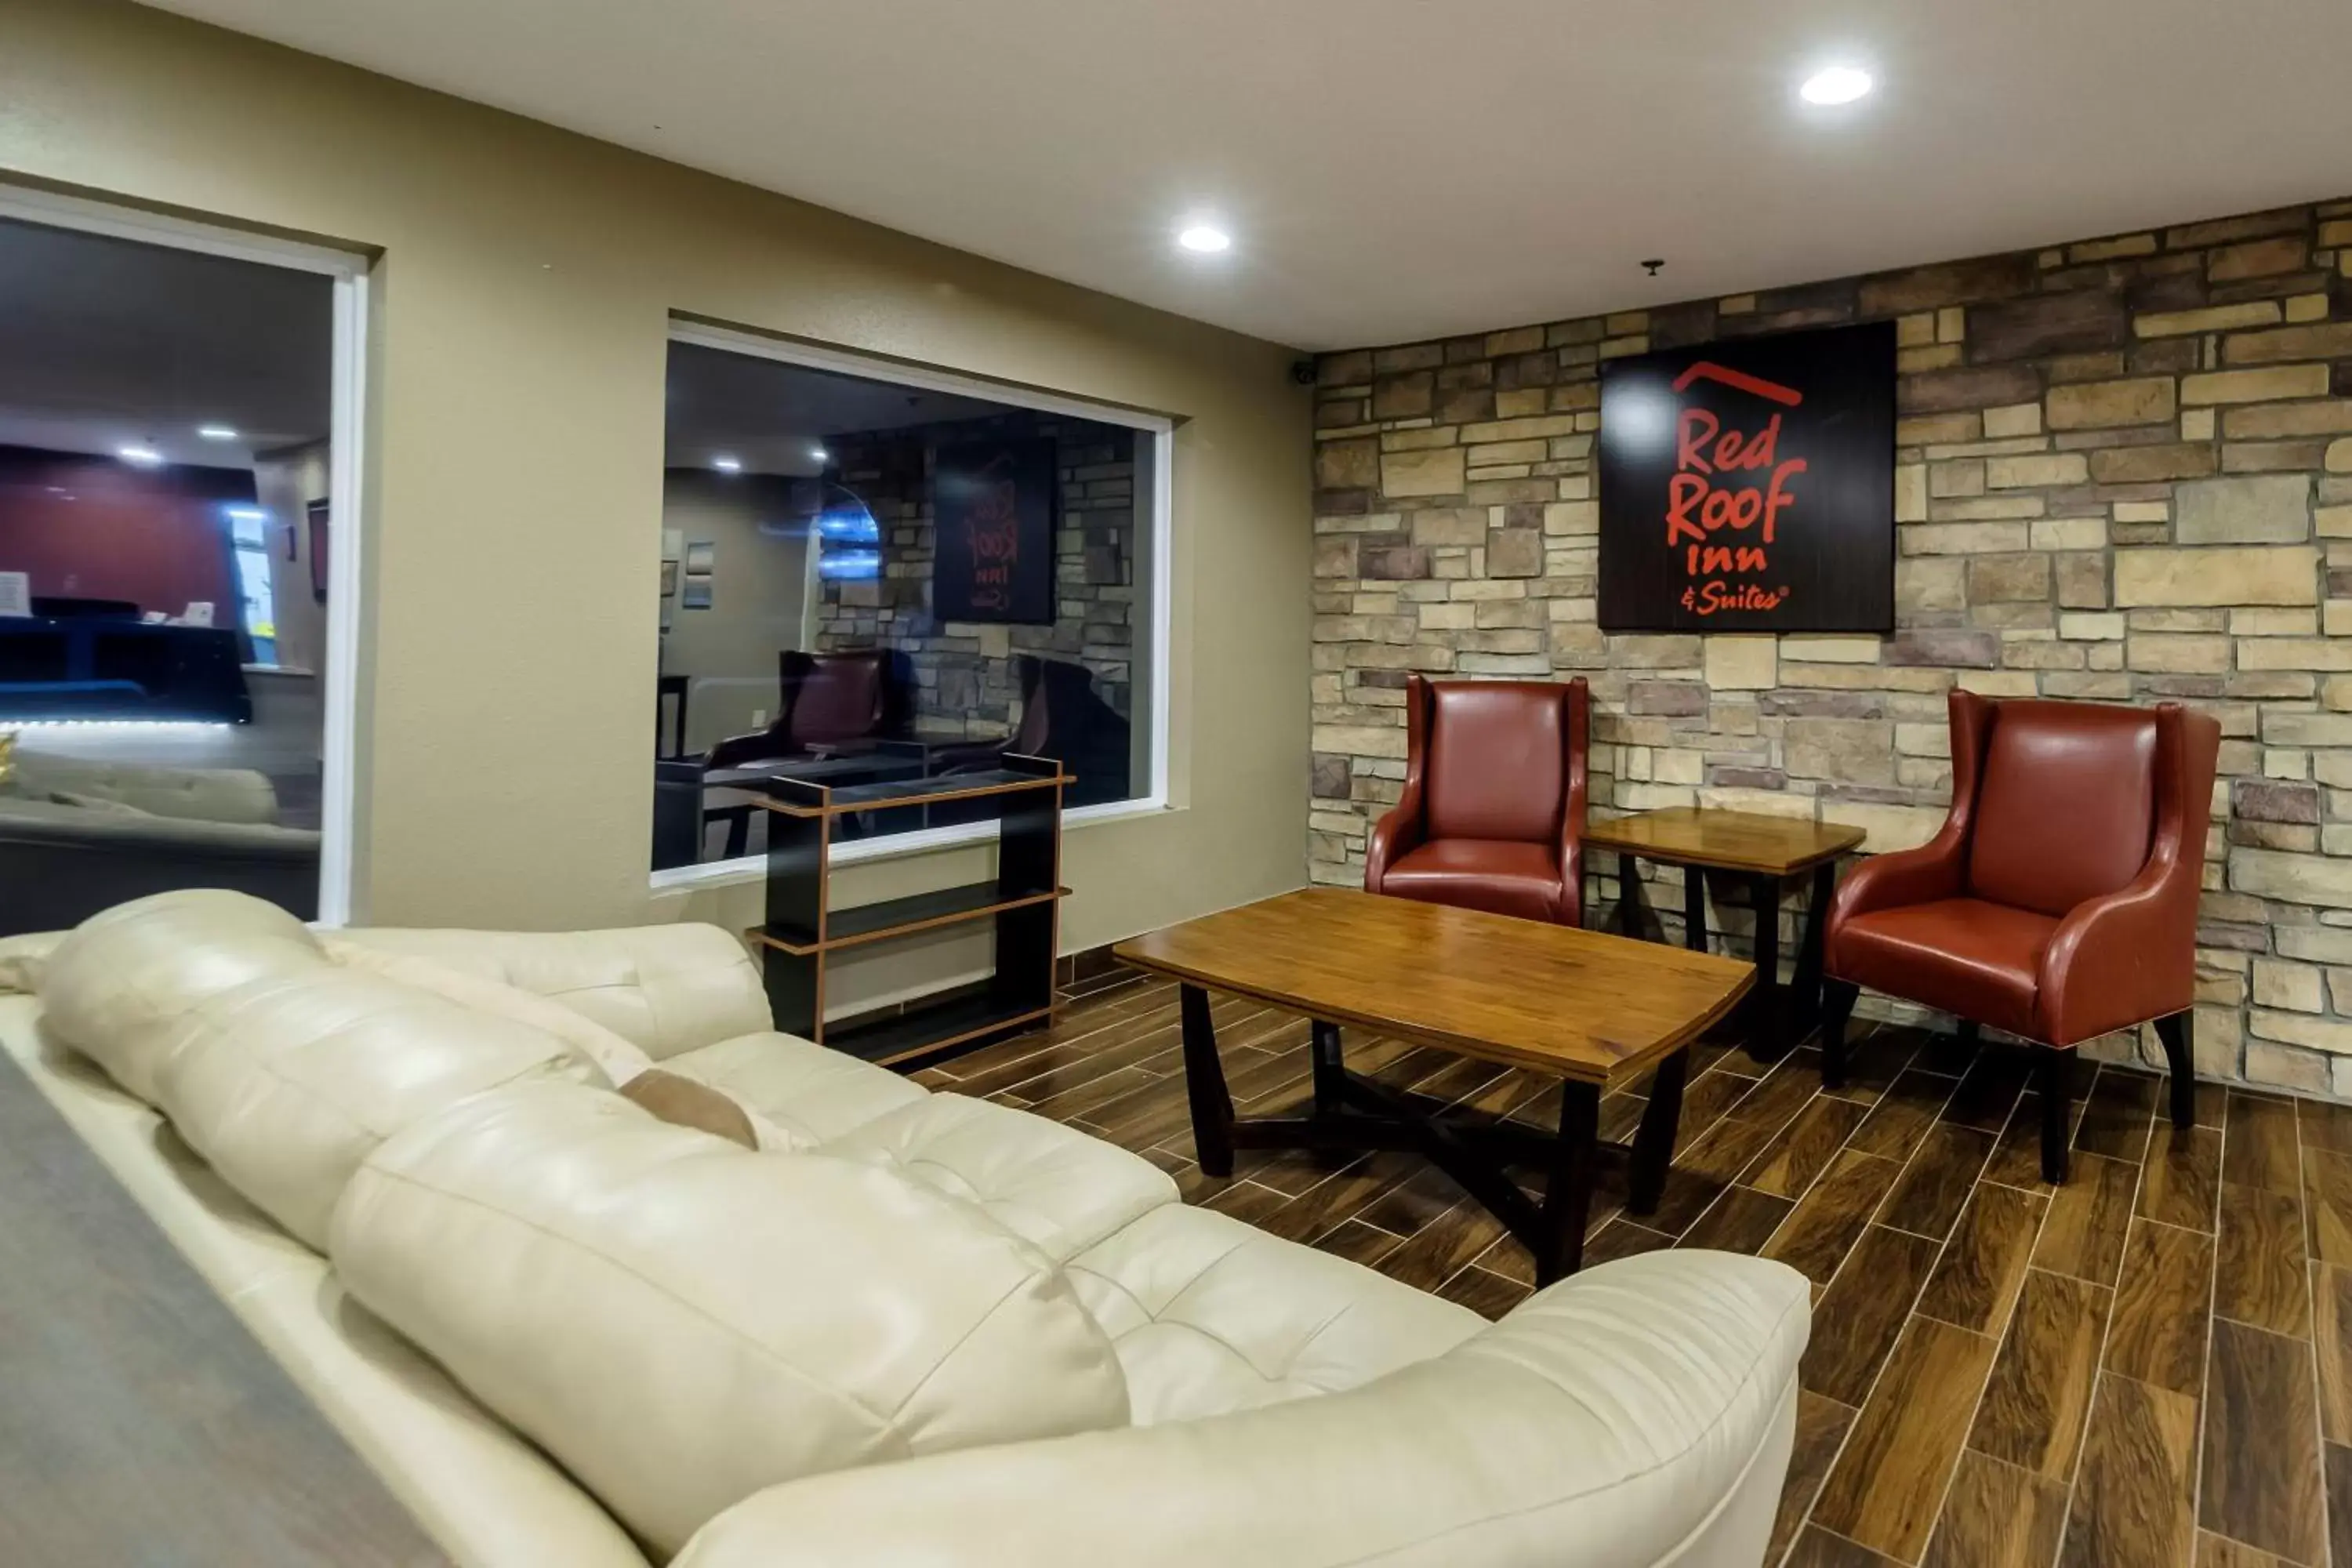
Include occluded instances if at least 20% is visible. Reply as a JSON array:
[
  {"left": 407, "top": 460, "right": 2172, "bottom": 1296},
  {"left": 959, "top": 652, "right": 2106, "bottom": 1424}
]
[{"left": 621, "top": 1069, "right": 759, "bottom": 1150}]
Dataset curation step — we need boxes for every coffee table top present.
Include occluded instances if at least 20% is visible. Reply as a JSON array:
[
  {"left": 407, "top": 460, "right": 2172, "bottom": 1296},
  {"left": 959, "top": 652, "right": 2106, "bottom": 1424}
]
[
  {"left": 1113, "top": 887, "right": 1753, "bottom": 1084},
  {"left": 1583, "top": 806, "right": 1867, "bottom": 876}
]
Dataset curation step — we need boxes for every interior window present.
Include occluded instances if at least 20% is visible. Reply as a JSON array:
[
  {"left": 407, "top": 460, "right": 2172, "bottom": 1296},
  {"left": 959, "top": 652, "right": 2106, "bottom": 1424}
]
[
  {"left": 652, "top": 339, "right": 1157, "bottom": 872},
  {"left": 0, "top": 213, "right": 335, "bottom": 933}
]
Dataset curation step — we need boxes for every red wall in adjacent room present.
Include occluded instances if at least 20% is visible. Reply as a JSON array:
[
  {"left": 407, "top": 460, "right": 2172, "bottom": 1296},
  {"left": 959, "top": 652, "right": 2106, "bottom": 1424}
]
[{"left": 0, "top": 445, "right": 253, "bottom": 616}]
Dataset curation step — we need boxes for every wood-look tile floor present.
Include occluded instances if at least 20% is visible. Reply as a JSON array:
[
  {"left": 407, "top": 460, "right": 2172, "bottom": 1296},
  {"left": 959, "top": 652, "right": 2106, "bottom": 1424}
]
[{"left": 917, "top": 971, "right": 2352, "bottom": 1568}]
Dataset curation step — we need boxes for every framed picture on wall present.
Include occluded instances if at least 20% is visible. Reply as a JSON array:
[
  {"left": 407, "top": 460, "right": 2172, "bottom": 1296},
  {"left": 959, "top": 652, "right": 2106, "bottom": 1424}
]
[
  {"left": 933, "top": 437, "right": 1056, "bottom": 624},
  {"left": 1597, "top": 321, "right": 1896, "bottom": 633}
]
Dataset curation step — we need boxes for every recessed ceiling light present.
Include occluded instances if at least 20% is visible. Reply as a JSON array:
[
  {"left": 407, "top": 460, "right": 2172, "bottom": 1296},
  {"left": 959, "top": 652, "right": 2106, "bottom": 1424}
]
[
  {"left": 1799, "top": 65, "right": 1874, "bottom": 106},
  {"left": 711, "top": 455, "right": 743, "bottom": 474},
  {"left": 1177, "top": 223, "right": 1232, "bottom": 255},
  {"left": 810, "top": 445, "right": 829, "bottom": 463},
  {"left": 117, "top": 445, "right": 164, "bottom": 467},
  {"left": 196, "top": 424, "right": 239, "bottom": 441}
]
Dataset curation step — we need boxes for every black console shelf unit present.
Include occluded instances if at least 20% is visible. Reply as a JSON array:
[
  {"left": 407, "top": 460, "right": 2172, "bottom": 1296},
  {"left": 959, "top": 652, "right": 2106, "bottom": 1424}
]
[{"left": 746, "top": 753, "right": 1069, "bottom": 1069}]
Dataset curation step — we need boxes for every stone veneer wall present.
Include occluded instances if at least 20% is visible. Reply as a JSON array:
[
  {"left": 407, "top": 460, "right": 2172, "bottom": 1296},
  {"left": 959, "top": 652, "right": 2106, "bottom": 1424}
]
[
  {"left": 1311, "top": 197, "right": 2352, "bottom": 1095},
  {"left": 815, "top": 412, "right": 1134, "bottom": 736}
]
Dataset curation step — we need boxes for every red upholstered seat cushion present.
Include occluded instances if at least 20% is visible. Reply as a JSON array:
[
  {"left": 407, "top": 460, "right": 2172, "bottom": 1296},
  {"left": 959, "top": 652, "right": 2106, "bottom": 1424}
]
[
  {"left": 1381, "top": 840, "right": 1566, "bottom": 925},
  {"left": 1828, "top": 897, "right": 2058, "bottom": 1040}
]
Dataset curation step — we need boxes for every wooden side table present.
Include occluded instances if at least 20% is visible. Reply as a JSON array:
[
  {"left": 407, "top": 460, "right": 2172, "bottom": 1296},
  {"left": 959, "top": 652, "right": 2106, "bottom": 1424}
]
[{"left": 1583, "top": 806, "right": 1866, "bottom": 1058}]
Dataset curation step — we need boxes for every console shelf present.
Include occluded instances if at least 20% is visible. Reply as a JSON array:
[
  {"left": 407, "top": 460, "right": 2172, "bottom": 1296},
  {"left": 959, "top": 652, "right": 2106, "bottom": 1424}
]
[
  {"left": 748, "top": 753, "right": 1069, "bottom": 1068},
  {"left": 750, "top": 880, "right": 1070, "bottom": 956}
]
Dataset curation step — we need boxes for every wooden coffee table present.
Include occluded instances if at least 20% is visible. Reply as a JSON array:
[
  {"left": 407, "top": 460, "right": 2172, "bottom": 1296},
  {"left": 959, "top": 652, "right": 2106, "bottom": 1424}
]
[
  {"left": 1584, "top": 807, "right": 1865, "bottom": 1058},
  {"left": 1112, "top": 887, "right": 1753, "bottom": 1283}
]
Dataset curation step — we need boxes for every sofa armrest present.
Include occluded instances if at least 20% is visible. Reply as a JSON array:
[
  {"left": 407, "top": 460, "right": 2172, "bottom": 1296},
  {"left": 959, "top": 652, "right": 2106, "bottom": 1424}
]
[{"left": 677, "top": 1251, "right": 1809, "bottom": 1568}]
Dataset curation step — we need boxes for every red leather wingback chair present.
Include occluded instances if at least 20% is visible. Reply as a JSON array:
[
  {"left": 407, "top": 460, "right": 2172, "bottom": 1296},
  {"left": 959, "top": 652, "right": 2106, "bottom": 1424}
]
[
  {"left": 705, "top": 649, "right": 895, "bottom": 769},
  {"left": 1365, "top": 674, "right": 1589, "bottom": 924},
  {"left": 1820, "top": 691, "right": 2220, "bottom": 1184}
]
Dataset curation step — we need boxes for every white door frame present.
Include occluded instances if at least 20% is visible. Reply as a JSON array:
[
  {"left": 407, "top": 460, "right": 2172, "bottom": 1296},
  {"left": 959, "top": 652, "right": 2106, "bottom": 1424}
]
[{"left": 0, "top": 183, "right": 372, "bottom": 924}]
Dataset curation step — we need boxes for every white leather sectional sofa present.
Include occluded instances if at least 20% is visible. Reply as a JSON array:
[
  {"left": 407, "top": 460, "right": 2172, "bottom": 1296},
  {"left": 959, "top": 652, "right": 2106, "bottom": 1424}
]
[{"left": 0, "top": 890, "right": 1811, "bottom": 1567}]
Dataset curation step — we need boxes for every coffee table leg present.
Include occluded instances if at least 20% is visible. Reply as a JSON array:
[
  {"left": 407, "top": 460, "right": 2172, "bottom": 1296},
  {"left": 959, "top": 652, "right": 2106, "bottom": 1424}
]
[
  {"left": 1628, "top": 1047, "right": 1687, "bottom": 1216},
  {"left": 1179, "top": 984, "right": 1236, "bottom": 1177},
  {"left": 1310, "top": 1019, "right": 1345, "bottom": 1116},
  {"left": 1537, "top": 1081, "right": 1602, "bottom": 1287},
  {"left": 1682, "top": 866, "right": 1708, "bottom": 953}
]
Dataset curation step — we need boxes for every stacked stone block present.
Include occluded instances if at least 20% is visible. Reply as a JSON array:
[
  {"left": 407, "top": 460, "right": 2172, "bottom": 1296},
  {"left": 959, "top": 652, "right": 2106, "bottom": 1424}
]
[{"left": 1311, "top": 198, "right": 2352, "bottom": 1094}]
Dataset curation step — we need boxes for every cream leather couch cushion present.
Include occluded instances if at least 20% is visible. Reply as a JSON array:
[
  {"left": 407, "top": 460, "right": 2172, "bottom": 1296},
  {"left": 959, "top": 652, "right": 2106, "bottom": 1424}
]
[
  {"left": 820, "top": 1093, "right": 1179, "bottom": 1263},
  {"left": 40, "top": 889, "right": 327, "bottom": 1103},
  {"left": 1066, "top": 1201, "right": 1484, "bottom": 1422},
  {"left": 674, "top": 1251, "right": 1809, "bottom": 1568},
  {"left": 657, "top": 1029, "right": 928, "bottom": 1145},
  {"left": 331, "top": 1080, "right": 1132, "bottom": 1559},
  {"left": 332, "top": 925, "right": 770, "bottom": 1058},
  {"left": 154, "top": 968, "right": 600, "bottom": 1250}
]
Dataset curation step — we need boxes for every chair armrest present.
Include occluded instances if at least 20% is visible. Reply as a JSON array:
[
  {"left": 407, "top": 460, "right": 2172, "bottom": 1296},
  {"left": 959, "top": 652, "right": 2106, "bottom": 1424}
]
[
  {"left": 2032, "top": 858, "right": 2196, "bottom": 1045},
  {"left": 1825, "top": 686, "right": 1994, "bottom": 964},
  {"left": 677, "top": 1252, "right": 1809, "bottom": 1568},
  {"left": 1825, "top": 829, "right": 1967, "bottom": 927},
  {"left": 1557, "top": 677, "right": 1591, "bottom": 924},
  {"left": 1364, "top": 796, "right": 1425, "bottom": 889},
  {"left": 2033, "top": 703, "right": 2216, "bottom": 1045}
]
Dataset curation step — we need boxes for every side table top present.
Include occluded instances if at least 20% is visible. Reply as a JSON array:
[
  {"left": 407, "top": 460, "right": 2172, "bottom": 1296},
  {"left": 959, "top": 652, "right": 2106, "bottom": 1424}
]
[{"left": 1584, "top": 805, "right": 1867, "bottom": 875}]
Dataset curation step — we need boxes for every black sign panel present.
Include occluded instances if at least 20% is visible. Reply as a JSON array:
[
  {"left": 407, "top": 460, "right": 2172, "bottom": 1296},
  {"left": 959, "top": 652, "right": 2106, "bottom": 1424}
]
[
  {"left": 933, "top": 437, "right": 1057, "bottom": 625},
  {"left": 1598, "top": 321, "right": 1895, "bottom": 633}
]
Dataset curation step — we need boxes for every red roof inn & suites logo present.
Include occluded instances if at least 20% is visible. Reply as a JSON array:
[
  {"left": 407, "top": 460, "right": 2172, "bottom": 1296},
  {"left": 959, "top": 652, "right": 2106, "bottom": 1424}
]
[{"left": 1598, "top": 321, "right": 1894, "bottom": 633}]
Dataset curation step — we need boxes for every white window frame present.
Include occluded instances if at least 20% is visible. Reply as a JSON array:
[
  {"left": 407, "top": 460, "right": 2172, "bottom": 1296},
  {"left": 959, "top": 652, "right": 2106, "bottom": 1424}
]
[
  {"left": 652, "top": 320, "right": 1174, "bottom": 893},
  {"left": 0, "top": 183, "right": 372, "bottom": 925}
]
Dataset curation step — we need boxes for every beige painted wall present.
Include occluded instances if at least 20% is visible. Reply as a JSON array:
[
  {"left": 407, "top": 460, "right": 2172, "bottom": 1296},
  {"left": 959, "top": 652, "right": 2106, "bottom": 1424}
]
[
  {"left": 659, "top": 470, "right": 814, "bottom": 753},
  {"left": 0, "top": 0, "right": 1312, "bottom": 946},
  {"left": 252, "top": 439, "right": 328, "bottom": 675}
]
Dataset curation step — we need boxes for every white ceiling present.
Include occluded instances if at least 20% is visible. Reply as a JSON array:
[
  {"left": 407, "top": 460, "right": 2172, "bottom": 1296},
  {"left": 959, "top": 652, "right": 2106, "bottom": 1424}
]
[
  {"left": 143, "top": 0, "right": 2352, "bottom": 351},
  {"left": 0, "top": 215, "right": 331, "bottom": 464},
  {"left": 664, "top": 342, "right": 1004, "bottom": 477}
]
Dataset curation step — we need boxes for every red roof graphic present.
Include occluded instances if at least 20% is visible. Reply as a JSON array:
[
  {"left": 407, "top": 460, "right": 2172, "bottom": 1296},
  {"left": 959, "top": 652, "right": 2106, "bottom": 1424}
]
[{"left": 1671, "top": 362, "right": 1804, "bottom": 407}]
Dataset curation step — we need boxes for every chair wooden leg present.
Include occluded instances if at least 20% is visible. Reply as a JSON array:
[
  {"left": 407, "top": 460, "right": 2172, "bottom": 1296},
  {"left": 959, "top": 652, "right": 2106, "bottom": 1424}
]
[
  {"left": 2154, "top": 1010, "right": 2195, "bottom": 1130},
  {"left": 1820, "top": 981, "right": 1859, "bottom": 1090},
  {"left": 2038, "top": 1045, "right": 2074, "bottom": 1185}
]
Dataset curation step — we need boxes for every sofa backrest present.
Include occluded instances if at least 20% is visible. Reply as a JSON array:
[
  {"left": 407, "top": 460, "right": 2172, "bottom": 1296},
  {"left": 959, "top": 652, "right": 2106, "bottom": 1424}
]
[
  {"left": 11, "top": 750, "right": 281, "bottom": 826},
  {"left": 149, "top": 968, "right": 599, "bottom": 1249},
  {"left": 41, "top": 888, "right": 328, "bottom": 1103},
  {"left": 330, "top": 1080, "right": 1131, "bottom": 1559},
  {"left": 329, "top": 924, "right": 770, "bottom": 1059}
]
